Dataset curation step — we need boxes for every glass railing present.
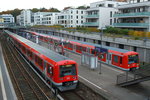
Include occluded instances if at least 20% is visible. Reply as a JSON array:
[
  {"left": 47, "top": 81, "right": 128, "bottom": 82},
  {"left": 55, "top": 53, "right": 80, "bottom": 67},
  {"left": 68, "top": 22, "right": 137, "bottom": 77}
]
[
  {"left": 113, "top": 23, "right": 149, "bottom": 27},
  {"left": 114, "top": 12, "right": 150, "bottom": 17},
  {"left": 83, "top": 22, "right": 99, "bottom": 26},
  {"left": 86, "top": 14, "right": 99, "bottom": 18}
]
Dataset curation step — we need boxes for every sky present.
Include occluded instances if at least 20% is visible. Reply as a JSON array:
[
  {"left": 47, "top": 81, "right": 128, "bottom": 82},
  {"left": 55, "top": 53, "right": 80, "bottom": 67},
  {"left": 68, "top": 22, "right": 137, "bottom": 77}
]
[{"left": 0, "top": 0, "right": 100, "bottom": 11}]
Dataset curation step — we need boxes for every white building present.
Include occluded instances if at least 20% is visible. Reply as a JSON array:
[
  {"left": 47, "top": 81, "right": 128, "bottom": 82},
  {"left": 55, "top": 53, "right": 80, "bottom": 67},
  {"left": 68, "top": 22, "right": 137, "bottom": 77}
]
[
  {"left": 84, "top": 1, "right": 126, "bottom": 29},
  {"left": 17, "top": 9, "right": 34, "bottom": 26},
  {"left": 57, "top": 8, "right": 86, "bottom": 27},
  {"left": 0, "top": 14, "right": 15, "bottom": 27},
  {"left": 0, "top": 14, "right": 14, "bottom": 23},
  {"left": 114, "top": 0, "right": 150, "bottom": 32},
  {"left": 34, "top": 12, "right": 59, "bottom": 25}
]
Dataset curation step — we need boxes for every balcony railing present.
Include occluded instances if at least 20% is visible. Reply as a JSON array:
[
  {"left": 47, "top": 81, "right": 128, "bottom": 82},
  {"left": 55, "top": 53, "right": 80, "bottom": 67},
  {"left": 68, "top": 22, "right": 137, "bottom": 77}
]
[
  {"left": 86, "top": 14, "right": 99, "bottom": 18},
  {"left": 83, "top": 22, "right": 99, "bottom": 26},
  {"left": 114, "top": 12, "right": 150, "bottom": 17},
  {"left": 113, "top": 23, "right": 149, "bottom": 28}
]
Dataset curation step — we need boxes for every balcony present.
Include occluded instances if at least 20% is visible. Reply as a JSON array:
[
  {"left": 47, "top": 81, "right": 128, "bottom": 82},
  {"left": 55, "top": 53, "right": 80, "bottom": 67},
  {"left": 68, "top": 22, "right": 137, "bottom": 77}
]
[
  {"left": 113, "top": 23, "right": 149, "bottom": 28},
  {"left": 83, "top": 22, "right": 99, "bottom": 26},
  {"left": 114, "top": 12, "right": 150, "bottom": 18},
  {"left": 86, "top": 14, "right": 99, "bottom": 18}
]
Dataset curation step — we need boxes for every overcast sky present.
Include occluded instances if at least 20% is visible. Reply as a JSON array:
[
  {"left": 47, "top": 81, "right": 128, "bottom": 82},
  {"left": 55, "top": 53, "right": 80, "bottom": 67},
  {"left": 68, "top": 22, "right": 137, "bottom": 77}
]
[{"left": 0, "top": 0, "right": 100, "bottom": 11}]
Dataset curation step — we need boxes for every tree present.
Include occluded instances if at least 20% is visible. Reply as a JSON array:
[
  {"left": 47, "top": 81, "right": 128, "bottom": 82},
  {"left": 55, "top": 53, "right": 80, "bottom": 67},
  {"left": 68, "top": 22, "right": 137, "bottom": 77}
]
[
  {"left": 31, "top": 8, "right": 39, "bottom": 12},
  {"left": 48, "top": 8, "right": 60, "bottom": 12},
  {"left": 77, "top": 5, "right": 89, "bottom": 9}
]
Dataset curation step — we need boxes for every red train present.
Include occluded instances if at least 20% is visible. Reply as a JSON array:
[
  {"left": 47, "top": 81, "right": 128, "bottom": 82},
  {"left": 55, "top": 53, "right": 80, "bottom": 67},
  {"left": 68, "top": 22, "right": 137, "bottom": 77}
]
[
  {"left": 24, "top": 30, "right": 140, "bottom": 71},
  {"left": 6, "top": 30, "right": 78, "bottom": 91}
]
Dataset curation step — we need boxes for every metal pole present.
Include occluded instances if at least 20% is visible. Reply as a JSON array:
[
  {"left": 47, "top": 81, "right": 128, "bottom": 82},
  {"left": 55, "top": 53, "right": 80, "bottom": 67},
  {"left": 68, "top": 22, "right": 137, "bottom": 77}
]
[{"left": 99, "top": 29, "right": 103, "bottom": 74}]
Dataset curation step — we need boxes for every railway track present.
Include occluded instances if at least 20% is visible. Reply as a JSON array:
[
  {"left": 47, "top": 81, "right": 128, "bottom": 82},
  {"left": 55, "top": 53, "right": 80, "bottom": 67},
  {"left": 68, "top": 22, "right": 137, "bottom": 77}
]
[
  {"left": 0, "top": 31, "right": 106, "bottom": 100},
  {"left": 1, "top": 34, "right": 52, "bottom": 100}
]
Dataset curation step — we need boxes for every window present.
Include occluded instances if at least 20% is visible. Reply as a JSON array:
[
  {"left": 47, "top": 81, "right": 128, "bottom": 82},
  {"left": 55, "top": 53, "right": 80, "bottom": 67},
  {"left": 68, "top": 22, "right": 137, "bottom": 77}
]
[
  {"left": 76, "top": 20, "right": 78, "bottom": 24},
  {"left": 110, "top": 11, "right": 112, "bottom": 17},
  {"left": 60, "top": 64, "right": 76, "bottom": 77},
  {"left": 81, "top": 20, "right": 83, "bottom": 23},
  {"left": 114, "top": 55, "right": 119, "bottom": 63},
  {"left": 76, "top": 11, "right": 78, "bottom": 14},
  {"left": 108, "top": 4, "right": 114, "bottom": 7},
  {"left": 27, "top": 50, "right": 33, "bottom": 59},
  {"left": 76, "top": 16, "right": 78, "bottom": 19},
  {"left": 35, "top": 55, "right": 43, "bottom": 68},
  {"left": 128, "top": 55, "right": 139, "bottom": 64},
  {"left": 81, "top": 11, "right": 83, "bottom": 14},
  {"left": 110, "top": 19, "right": 112, "bottom": 25},
  {"left": 22, "top": 46, "right": 26, "bottom": 54}
]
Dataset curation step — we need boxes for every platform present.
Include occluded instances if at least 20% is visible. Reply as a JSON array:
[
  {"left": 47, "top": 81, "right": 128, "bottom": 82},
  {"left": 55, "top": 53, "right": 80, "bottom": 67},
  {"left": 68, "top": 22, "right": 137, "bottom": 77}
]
[{"left": 0, "top": 43, "right": 17, "bottom": 100}]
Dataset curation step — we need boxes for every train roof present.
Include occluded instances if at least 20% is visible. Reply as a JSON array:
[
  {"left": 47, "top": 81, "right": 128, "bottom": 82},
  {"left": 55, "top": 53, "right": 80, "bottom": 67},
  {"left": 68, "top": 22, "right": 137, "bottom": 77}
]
[{"left": 6, "top": 31, "right": 71, "bottom": 62}]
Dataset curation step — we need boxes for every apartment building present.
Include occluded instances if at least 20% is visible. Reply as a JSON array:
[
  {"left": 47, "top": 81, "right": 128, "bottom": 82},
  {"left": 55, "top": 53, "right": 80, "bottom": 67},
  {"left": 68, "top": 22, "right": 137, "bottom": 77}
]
[
  {"left": 17, "top": 9, "right": 34, "bottom": 26},
  {"left": 0, "top": 14, "right": 14, "bottom": 23},
  {"left": 114, "top": 0, "right": 150, "bottom": 32},
  {"left": 84, "top": 1, "right": 126, "bottom": 29},
  {"left": 0, "top": 14, "right": 15, "bottom": 27},
  {"left": 34, "top": 12, "right": 59, "bottom": 25},
  {"left": 57, "top": 8, "right": 86, "bottom": 27}
]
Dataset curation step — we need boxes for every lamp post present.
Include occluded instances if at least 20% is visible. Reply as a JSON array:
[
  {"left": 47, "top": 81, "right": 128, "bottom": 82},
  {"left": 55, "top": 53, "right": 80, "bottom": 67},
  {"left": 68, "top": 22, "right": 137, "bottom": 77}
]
[{"left": 99, "top": 27, "right": 105, "bottom": 74}]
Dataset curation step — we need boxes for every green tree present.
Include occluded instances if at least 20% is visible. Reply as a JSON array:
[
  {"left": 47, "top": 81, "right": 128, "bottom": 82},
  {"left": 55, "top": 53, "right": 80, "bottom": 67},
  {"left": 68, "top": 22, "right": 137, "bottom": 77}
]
[
  {"left": 77, "top": 5, "right": 89, "bottom": 9},
  {"left": 31, "top": 8, "right": 39, "bottom": 12}
]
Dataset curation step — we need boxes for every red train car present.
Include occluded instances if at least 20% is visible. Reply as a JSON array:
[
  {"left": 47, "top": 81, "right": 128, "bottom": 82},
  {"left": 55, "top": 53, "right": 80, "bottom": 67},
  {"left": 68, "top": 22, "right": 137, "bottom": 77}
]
[
  {"left": 24, "top": 31, "right": 140, "bottom": 71},
  {"left": 6, "top": 31, "right": 78, "bottom": 91}
]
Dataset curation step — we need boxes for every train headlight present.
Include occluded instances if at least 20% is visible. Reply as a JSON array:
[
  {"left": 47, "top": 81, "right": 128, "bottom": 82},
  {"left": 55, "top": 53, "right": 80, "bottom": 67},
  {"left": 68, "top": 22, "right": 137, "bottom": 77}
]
[
  {"left": 128, "top": 65, "right": 130, "bottom": 67},
  {"left": 137, "top": 64, "right": 139, "bottom": 66}
]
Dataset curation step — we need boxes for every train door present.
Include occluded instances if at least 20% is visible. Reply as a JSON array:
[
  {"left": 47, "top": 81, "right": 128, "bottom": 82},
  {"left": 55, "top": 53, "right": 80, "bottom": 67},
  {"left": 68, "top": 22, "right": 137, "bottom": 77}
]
[
  {"left": 46, "top": 63, "right": 53, "bottom": 78},
  {"left": 112, "top": 54, "right": 123, "bottom": 67}
]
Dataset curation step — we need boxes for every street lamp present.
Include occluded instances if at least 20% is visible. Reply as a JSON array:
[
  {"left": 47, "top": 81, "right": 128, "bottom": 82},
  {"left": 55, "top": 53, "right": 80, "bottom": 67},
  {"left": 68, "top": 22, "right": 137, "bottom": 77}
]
[{"left": 99, "top": 27, "right": 105, "bottom": 74}]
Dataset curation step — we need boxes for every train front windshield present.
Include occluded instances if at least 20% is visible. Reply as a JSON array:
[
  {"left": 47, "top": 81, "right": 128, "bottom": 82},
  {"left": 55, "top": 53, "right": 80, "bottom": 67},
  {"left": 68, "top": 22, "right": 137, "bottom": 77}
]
[
  {"left": 128, "top": 55, "right": 139, "bottom": 64},
  {"left": 60, "top": 64, "right": 76, "bottom": 77}
]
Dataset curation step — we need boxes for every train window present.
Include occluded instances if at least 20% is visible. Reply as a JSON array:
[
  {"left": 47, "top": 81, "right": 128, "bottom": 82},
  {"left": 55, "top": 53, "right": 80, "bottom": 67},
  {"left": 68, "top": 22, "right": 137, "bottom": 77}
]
[
  {"left": 128, "top": 55, "right": 139, "bottom": 64},
  {"left": 82, "top": 47, "right": 86, "bottom": 52},
  {"left": 38, "top": 58, "right": 43, "bottom": 67},
  {"left": 22, "top": 46, "right": 26, "bottom": 54},
  {"left": 114, "top": 55, "right": 119, "bottom": 63},
  {"left": 60, "top": 64, "right": 76, "bottom": 77},
  {"left": 91, "top": 49, "right": 95, "bottom": 54},
  {"left": 99, "top": 53, "right": 104, "bottom": 59},
  {"left": 69, "top": 44, "right": 73, "bottom": 48},
  {"left": 35, "top": 55, "right": 43, "bottom": 68},
  {"left": 27, "top": 50, "right": 33, "bottom": 59}
]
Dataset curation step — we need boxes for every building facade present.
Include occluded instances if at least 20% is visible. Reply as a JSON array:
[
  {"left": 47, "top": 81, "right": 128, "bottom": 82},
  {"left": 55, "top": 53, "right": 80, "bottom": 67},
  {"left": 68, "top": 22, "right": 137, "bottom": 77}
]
[
  {"left": 114, "top": 0, "right": 150, "bottom": 32},
  {"left": 57, "top": 8, "right": 86, "bottom": 27},
  {"left": 84, "top": 1, "right": 126, "bottom": 29},
  {"left": 34, "top": 12, "right": 59, "bottom": 25},
  {"left": 17, "top": 9, "right": 34, "bottom": 26},
  {"left": 0, "top": 14, "right": 15, "bottom": 27}
]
